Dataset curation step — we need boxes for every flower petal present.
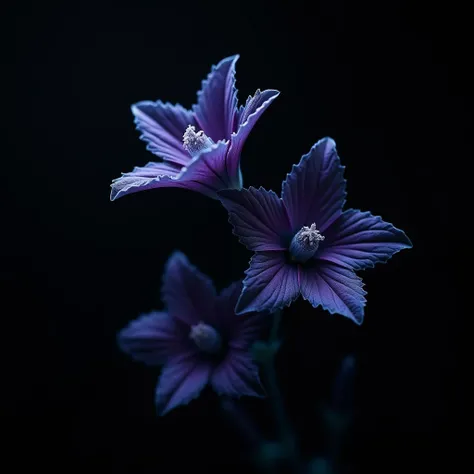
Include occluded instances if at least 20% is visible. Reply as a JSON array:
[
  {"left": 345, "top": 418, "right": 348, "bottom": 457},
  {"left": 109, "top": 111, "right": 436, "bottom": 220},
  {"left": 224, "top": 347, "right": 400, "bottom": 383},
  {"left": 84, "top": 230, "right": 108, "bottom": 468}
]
[
  {"left": 193, "top": 55, "right": 239, "bottom": 142},
  {"left": 110, "top": 141, "right": 240, "bottom": 201},
  {"left": 281, "top": 137, "right": 346, "bottom": 233},
  {"left": 123, "top": 161, "right": 181, "bottom": 178},
  {"left": 300, "top": 261, "right": 367, "bottom": 325},
  {"left": 110, "top": 162, "right": 181, "bottom": 201},
  {"left": 218, "top": 187, "right": 291, "bottom": 251},
  {"left": 117, "top": 311, "right": 180, "bottom": 365},
  {"left": 318, "top": 209, "right": 412, "bottom": 270},
  {"left": 212, "top": 281, "right": 242, "bottom": 333},
  {"left": 211, "top": 351, "right": 264, "bottom": 398},
  {"left": 131, "top": 101, "right": 196, "bottom": 165},
  {"left": 161, "top": 251, "right": 217, "bottom": 326},
  {"left": 236, "top": 252, "right": 300, "bottom": 314},
  {"left": 217, "top": 281, "right": 243, "bottom": 313},
  {"left": 180, "top": 140, "right": 241, "bottom": 198},
  {"left": 216, "top": 281, "right": 268, "bottom": 350},
  {"left": 236, "top": 89, "right": 280, "bottom": 130},
  {"left": 225, "top": 89, "right": 280, "bottom": 181},
  {"left": 155, "top": 354, "right": 212, "bottom": 415}
]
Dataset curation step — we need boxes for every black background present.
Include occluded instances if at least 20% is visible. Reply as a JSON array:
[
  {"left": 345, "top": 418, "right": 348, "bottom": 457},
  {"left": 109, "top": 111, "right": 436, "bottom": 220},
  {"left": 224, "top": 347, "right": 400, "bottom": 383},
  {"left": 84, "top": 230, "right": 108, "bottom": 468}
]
[{"left": 3, "top": 1, "right": 468, "bottom": 472}]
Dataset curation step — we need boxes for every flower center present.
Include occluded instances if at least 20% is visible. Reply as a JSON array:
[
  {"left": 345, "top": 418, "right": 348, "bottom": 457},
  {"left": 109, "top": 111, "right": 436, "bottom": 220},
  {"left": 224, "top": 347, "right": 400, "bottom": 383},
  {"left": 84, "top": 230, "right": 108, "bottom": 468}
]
[
  {"left": 182, "top": 125, "right": 214, "bottom": 157},
  {"left": 189, "top": 321, "right": 222, "bottom": 354},
  {"left": 289, "top": 223, "right": 325, "bottom": 263}
]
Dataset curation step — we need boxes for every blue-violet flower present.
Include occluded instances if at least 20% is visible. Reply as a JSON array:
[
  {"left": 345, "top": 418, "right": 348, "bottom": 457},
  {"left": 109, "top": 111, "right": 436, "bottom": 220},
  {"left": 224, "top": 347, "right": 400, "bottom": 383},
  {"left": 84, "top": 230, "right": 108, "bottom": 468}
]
[
  {"left": 118, "top": 251, "right": 266, "bottom": 415},
  {"left": 218, "top": 137, "right": 412, "bottom": 324},
  {"left": 111, "top": 55, "right": 279, "bottom": 200}
]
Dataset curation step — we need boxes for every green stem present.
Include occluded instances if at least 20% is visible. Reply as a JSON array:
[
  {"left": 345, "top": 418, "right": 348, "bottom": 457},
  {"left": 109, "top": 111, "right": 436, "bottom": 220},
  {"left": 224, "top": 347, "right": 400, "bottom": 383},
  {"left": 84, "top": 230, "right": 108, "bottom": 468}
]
[
  {"left": 220, "top": 398, "right": 263, "bottom": 449},
  {"left": 269, "top": 308, "right": 282, "bottom": 343},
  {"left": 262, "top": 310, "right": 301, "bottom": 473}
]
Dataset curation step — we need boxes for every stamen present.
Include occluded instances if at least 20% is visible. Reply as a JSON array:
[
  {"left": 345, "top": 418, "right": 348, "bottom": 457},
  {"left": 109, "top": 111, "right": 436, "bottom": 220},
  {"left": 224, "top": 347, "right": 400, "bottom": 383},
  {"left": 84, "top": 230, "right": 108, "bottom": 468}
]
[
  {"left": 189, "top": 321, "right": 222, "bottom": 354},
  {"left": 289, "top": 223, "right": 325, "bottom": 263},
  {"left": 182, "top": 125, "right": 214, "bottom": 157}
]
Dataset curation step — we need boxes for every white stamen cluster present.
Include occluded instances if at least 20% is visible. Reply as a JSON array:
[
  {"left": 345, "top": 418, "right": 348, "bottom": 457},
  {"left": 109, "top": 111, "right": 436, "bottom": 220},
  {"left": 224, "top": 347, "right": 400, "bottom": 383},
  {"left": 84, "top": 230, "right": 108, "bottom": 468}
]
[
  {"left": 289, "top": 223, "right": 325, "bottom": 263},
  {"left": 182, "top": 125, "right": 212, "bottom": 156},
  {"left": 298, "top": 223, "right": 325, "bottom": 247}
]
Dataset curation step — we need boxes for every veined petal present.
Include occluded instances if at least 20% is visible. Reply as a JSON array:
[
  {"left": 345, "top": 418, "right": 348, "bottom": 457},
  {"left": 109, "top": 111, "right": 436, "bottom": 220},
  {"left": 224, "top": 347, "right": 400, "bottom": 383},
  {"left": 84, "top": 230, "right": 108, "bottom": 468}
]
[
  {"left": 131, "top": 101, "right": 196, "bottom": 165},
  {"left": 193, "top": 55, "right": 239, "bottom": 142},
  {"left": 122, "top": 161, "right": 182, "bottom": 178},
  {"left": 117, "top": 311, "right": 180, "bottom": 365},
  {"left": 212, "top": 281, "right": 242, "bottom": 334},
  {"left": 211, "top": 351, "right": 264, "bottom": 398},
  {"left": 181, "top": 140, "right": 241, "bottom": 198},
  {"left": 110, "top": 141, "right": 238, "bottom": 201},
  {"left": 236, "top": 252, "right": 300, "bottom": 314},
  {"left": 300, "top": 262, "right": 367, "bottom": 325},
  {"left": 155, "top": 354, "right": 212, "bottom": 415},
  {"left": 281, "top": 137, "right": 346, "bottom": 233},
  {"left": 228, "top": 315, "right": 268, "bottom": 350},
  {"left": 216, "top": 281, "right": 268, "bottom": 350},
  {"left": 225, "top": 89, "right": 280, "bottom": 181},
  {"left": 161, "top": 251, "right": 217, "bottom": 326},
  {"left": 319, "top": 209, "right": 412, "bottom": 270},
  {"left": 237, "top": 89, "right": 280, "bottom": 129},
  {"left": 216, "top": 281, "right": 243, "bottom": 315},
  {"left": 110, "top": 165, "right": 182, "bottom": 201},
  {"left": 218, "top": 187, "right": 291, "bottom": 251}
]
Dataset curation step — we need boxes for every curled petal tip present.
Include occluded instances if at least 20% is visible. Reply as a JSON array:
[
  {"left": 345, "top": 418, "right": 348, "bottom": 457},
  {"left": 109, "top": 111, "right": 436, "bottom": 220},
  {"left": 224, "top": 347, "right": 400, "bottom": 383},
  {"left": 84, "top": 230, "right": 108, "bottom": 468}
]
[{"left": 224, "top": 53, "right": 240, "bottom": 63}]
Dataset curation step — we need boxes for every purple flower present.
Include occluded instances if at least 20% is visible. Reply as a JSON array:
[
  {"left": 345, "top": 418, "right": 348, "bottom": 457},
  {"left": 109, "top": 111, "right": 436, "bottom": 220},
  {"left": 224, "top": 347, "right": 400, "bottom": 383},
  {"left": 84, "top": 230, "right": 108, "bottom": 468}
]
[
  {"left": 118, "top": 251, "right": 266, "bottom": 415},
  {"left": 111, "top": 55, "right": 279, "bottom": 201},
  {"left": 218, "top": 137, "right": 412, "bottom": 324}
]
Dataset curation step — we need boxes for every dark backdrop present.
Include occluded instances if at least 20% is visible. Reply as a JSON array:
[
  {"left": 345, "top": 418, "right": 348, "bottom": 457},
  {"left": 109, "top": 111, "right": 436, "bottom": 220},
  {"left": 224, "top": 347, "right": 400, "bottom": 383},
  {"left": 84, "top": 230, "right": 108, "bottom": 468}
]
[{"left": 3, "top": 1, "right": 468, "bottom": 473}]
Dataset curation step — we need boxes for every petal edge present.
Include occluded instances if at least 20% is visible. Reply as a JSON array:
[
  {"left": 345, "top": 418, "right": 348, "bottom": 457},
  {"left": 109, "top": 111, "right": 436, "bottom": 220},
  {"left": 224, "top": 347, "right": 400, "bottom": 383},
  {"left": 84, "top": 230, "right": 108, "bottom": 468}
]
[
  {"left": 319, "top": 209, "right": 413, "bottom": 271},
  {"left": 218, "top": 187, "right": 291, "bottom": 252},
  {"left": 300, "top": 262, "right": 367, "bottom": 324},
  {"left": 281, "top": 137, "right": 346, "bottom": 233},
  {"left": 236, "top": 252, "right": 300, "bottom": 314},
  {"left": 193, "top": 55, "right": 240, "bottom": 142}
]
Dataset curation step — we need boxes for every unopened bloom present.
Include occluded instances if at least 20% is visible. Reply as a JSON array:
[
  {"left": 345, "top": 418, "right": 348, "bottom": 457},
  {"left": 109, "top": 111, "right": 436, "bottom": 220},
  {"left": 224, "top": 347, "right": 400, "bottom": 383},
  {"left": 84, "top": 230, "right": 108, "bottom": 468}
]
[
  {"left": 118, "top": 251, "right": 266, "bottom": 415},
  {"left": 218, "top": 137, "right": 412, "bottom": 324},
  {"left": 111, "top": 55, "right": 279, "bottom": 200}
]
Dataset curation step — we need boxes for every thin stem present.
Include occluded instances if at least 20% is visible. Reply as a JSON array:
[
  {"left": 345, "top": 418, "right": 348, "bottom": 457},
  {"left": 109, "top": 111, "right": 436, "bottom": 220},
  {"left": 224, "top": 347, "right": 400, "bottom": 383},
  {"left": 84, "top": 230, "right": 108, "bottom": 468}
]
[
  {"left": 328, "top": 430, "right": 342, "bottom": 474},
  {"left": 269, "top": 308, "right": 282, "bottom": 343},
  {"left": 264, "top": 353, "right": 290, "bottom": 443},
  {"left": 220, "top": 397, "right": 263, "bottom": 450},
  {"left": 220, "top": 398, "right": 277, "bottom": 474},
  {"left": 262, "top": 310, "right": 301, "bottom": 473},
  {"left": 324, "top": 355, "right": 356, "bottom": 473}
]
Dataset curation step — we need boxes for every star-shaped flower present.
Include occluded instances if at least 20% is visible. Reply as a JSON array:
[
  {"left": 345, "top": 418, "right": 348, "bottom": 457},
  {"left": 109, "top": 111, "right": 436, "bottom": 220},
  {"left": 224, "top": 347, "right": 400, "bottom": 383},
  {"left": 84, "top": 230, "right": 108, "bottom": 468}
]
[
  {"left": 118, "top": 251, "right": 266, "bottom": 415},
  {"left": 218, "top": 137, "right": 412, "bottom": 324},
  {"left": 111, "top": 55, "right": 279, "bottom": 201}
]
